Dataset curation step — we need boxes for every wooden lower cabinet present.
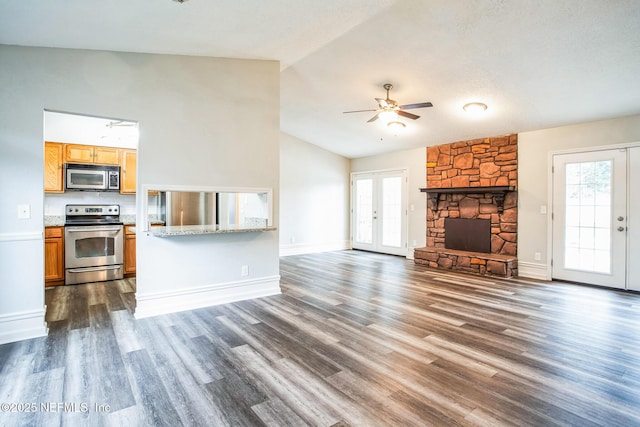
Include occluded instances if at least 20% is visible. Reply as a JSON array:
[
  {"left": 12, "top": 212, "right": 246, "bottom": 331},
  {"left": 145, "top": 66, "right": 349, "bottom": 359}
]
[
  {"left": 124, "top": 225, "right": 136, "bottom": 276},
  {"left": 45, "top": 226, "right": 65, "bottom": 286}
]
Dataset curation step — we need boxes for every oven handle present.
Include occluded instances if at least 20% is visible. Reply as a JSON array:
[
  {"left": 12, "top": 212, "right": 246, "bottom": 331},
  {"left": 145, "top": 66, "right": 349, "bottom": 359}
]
[
  {"left": 66, "top": 226, "right": 122, "bottom": 233},
  {"left": 67, "top": 265, "right": 123, "bottom": 273}
]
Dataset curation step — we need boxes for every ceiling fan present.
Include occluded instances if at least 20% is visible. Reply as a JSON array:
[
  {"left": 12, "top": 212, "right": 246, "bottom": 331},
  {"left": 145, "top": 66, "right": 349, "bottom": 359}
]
[{"left": 343, "top": 83, "right": 433, "bottom": 123}]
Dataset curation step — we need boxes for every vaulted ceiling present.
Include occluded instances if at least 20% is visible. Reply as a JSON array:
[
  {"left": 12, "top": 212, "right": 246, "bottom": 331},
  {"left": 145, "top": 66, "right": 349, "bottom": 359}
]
[{"left": 2, "top": 0, "right": 640, "bottom": 158}]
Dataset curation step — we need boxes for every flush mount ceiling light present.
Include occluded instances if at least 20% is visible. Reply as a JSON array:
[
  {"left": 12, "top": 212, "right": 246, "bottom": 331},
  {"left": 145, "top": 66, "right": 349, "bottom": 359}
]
[
  {"left": 463, "top": 102, "right": 488, "bottom": 113},
  {"left": 173, "top": 0, "right": 189, "bottom": 3},
  {"left": 387, "top": 121, "right": 406, "bottom": 130}
]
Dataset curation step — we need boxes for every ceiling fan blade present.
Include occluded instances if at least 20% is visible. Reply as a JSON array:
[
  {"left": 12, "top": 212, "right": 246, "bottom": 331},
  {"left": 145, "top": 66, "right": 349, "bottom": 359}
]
[
  {"left": 375, "top": 98, "right": 390, "bottom": 108},
  {"left": 399, "top": 102, "right": 433, "bottom": 110},
  {"left": 398, "top": 110, "right": 420, "bottom": 120},
  {"left": 343, "top": 109, "right": 378, "bottom": 114},
  {"left": 367, "top": 113, "right": 380, "bottom": 123}
]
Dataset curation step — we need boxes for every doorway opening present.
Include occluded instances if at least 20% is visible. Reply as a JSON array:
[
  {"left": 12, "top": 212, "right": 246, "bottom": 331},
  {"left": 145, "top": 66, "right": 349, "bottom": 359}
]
[{"left": 43, "top": 110, "right": 140, "bottom": 321}]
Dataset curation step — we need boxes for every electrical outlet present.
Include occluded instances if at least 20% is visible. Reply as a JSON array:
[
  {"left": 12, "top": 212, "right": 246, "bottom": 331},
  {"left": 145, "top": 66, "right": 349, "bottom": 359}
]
[
  {"left": 540, "top": 205, "right": 547, "bottom": 214},
  {"left": 241, "top": 265, "right": 249, "bottom": 276},
  {"left": 534, "top": 252, "right": 541, "bottom": 261},
  {"left": 17, "top": 204, "right": 31, "bottom": 219}
]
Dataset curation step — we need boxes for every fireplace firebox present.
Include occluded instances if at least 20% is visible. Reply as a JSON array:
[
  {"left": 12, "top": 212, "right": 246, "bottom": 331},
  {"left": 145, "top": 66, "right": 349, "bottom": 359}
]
[{"left": 444, "top": 218, "right": 491, "bottom": 254}]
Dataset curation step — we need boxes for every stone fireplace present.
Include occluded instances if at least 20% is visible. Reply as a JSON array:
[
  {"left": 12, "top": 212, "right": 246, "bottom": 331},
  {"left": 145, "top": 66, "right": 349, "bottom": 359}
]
[{"left": 414, "top": 135, "right": 518, "bottom": 278}]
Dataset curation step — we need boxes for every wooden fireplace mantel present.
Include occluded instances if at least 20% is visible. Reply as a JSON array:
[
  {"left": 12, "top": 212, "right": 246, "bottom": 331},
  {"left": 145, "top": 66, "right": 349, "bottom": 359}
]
[{"left": 419, "top": 186, "right": 516, "bottom": 213}]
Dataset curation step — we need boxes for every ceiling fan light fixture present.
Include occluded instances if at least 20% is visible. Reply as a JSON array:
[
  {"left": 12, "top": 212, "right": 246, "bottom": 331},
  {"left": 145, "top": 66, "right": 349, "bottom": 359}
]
[
  {"left": 463, "top": 102, "right": 488, "bottom": 113},
  {"left": 379, "top": 110, "right": 398, "bottom": 122}
]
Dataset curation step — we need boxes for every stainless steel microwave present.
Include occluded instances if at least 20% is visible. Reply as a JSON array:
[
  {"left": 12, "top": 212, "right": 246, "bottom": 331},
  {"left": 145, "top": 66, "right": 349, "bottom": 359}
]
[{"left": 65, "top": 163, "right": 120, "bottom": 192}]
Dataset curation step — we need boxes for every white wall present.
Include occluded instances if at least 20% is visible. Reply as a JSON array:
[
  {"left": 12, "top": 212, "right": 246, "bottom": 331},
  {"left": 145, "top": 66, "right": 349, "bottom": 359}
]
[
  {"left": 0, "top": 45, "right": 280, "bottom": 341},
  {"left": 351, "top": 147, "right": 427, "bottom": 258},
  {"left": 518, "top": 113, "right": 640, "bottom": 279},
  {"left": 280, "top": 132, "right": 351, "bottom": 255}
]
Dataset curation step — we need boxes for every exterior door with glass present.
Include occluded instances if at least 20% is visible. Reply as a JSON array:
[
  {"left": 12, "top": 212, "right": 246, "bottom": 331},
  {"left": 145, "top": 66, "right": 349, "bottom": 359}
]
[
  {"left": 552, "top": 149, "right": 628, "bottom": 288},
  {"left": 352, "top": 170, "right": 407, "bottom": 256}
]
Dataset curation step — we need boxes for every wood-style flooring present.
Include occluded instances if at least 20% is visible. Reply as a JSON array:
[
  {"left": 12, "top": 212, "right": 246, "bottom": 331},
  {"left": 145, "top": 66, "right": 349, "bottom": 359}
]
[{"left": 1, "top": 250, "right": 640, "bottom": 426}]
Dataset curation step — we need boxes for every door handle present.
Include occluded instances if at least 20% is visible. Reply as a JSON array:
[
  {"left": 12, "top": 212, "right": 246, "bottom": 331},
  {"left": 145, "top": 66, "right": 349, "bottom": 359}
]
[
  {"left": 618, "top": 216, "right": 625, "bottom": 221},
  {"left": 618, "top": 226, "right": 625, "bottom": 232}
]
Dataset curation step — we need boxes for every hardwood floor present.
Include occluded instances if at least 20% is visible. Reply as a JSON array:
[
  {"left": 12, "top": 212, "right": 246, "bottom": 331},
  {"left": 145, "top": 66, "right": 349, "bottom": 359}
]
[{"left": 1, "top": 250, "right": 640, "bottom": 426}]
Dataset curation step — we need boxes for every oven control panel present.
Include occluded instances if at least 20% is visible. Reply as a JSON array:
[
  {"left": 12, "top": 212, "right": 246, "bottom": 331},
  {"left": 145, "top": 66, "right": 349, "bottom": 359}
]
[{"left": 66, "top": 204, "right": 120, "bottom": 216}]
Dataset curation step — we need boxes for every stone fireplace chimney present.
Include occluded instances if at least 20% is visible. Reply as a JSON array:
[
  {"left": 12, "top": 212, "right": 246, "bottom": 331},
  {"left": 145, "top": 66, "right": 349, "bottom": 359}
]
[{"left": 414, "top": 135, "right": 518, "bottom": 278}]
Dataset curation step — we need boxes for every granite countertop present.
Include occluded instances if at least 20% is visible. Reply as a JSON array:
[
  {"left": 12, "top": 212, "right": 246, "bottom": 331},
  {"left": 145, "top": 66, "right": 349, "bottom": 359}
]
[
  {"left": 44, "top": 216, "right": 65, "bottom": 227},
  {"left": 45, "top": 215, "right": 165, "bottom": 227},
  {"left": 146, "top": 224, "right": 277, "bottom": 237}
]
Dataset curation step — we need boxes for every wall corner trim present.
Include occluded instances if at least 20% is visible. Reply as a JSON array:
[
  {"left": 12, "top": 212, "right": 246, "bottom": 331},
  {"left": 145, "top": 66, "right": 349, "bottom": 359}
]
[
  {"left": 0, "top": 309, "right": 48, "bottom": 344},
  {"left": 134, "top": 275, "right": 282, "bottom": 319}
]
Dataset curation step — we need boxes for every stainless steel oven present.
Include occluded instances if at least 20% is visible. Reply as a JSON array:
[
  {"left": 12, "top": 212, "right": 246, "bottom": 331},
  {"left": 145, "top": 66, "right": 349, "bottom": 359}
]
[{"left": 64, "top": 204, "right": 124, "bottom": 285}]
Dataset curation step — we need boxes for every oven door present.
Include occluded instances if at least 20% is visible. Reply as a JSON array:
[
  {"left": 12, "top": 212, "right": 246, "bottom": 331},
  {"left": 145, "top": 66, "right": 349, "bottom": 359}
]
[{"left": 65, "top": 225, "right": 124, "bottom": 269}]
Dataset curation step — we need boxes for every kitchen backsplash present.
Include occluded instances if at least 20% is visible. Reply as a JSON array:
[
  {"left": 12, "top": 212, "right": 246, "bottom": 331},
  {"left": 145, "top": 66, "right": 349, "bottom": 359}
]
[{"left": 44, "top": 193, "right": 140, "bottom": 215}]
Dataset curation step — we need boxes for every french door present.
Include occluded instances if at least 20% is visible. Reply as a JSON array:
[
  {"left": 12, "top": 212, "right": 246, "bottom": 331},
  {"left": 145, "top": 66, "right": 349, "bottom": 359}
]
[
  {"left": 352, "top": 170, "right": 407, "bottom": 256},
  {"left": 552, "top": 148, "right": 639, "bottom": 290}
]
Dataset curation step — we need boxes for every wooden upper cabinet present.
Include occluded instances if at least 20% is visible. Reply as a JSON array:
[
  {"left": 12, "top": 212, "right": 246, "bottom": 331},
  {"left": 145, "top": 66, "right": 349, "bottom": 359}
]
[
  {"left": 65, "top": 144, "right": 94, "bottom": 163},
  {"left": 44, "top": 142, "right": 64, "bottom": 193},
  {"left": 45, "top": 142, "right": 136, "bottom": 194},
  {"left": 94, "top": 146, "right": 120, "bottom": 165},
  {"left": 121, "top": 149, "right": 137, "bottom": 194},
  {"left": 65, "top": 144, "right": 120, "bottom": 165}
]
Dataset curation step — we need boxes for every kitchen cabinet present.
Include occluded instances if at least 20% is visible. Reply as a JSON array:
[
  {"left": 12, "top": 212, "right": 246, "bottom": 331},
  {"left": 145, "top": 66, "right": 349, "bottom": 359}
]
[
  {"left": 65, "top": 144, "right": 120, "bottom": 165},
  {"left": 44, "top": 142, "right": 64, "bottom": 193},
  {"left": 44, "top": 226, "right": 65, "bottom": 286},
  {"left": 120, "top": 149, "right": 137, "bottom": 194},
  {"left": 124, "top": 225, "right": 136, "bottom": 276}
]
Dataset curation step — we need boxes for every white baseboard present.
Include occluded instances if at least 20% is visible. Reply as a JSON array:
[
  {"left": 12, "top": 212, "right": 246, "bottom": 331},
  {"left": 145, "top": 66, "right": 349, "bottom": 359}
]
[
  {"left": 0, "top": 309, "right": 48, "bottom": 344},
  {"left": 134, "top": 275, "right": 282, "bottom": 319},
  {"left": 517, "top": 261, "right": 549, "bottom": 280},
  {"left": 280, "top": 240, "right": 352, "bottom": 257}
]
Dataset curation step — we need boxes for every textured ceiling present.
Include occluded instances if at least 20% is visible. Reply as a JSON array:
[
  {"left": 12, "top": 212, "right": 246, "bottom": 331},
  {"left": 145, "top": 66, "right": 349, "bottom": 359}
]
[{"left": 2, "top": 0, "right": 640, "bottom": 158}]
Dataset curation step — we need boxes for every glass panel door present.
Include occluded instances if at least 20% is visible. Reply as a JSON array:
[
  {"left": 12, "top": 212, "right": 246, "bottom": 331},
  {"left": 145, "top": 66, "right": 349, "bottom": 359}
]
[
  {"left": 381, "top": 176, "right": 402, "bottom": 248},
  {"left": 552, "top": 150, "right": 627, "bottom": 288},
  {"left": 353, "top": 175, "right": 374, "bottom": 250},
  {"left": 352, "top": 170, "right": 407, "bottom": 256}
]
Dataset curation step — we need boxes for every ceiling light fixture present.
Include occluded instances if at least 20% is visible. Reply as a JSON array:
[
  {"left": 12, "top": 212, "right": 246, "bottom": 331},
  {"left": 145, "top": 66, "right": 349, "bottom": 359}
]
[
  {"left": 463, "top": 102, "right": 488, "bottom": 113},
  {"left": 173, "top": 0, "right": 189, "bottom": 3},
  {"left": 387, "top": 121, "right": 406, "bottom": 130}
]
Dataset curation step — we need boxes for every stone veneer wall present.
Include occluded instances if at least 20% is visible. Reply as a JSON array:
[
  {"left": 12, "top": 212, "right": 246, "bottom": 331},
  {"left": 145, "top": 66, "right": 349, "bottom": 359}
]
[
  {"left": 426, "top": 134, "right": 518, "bottom": 189},
  {"left": 425, "top": 134, "right": 518, "bottom": 257}
]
